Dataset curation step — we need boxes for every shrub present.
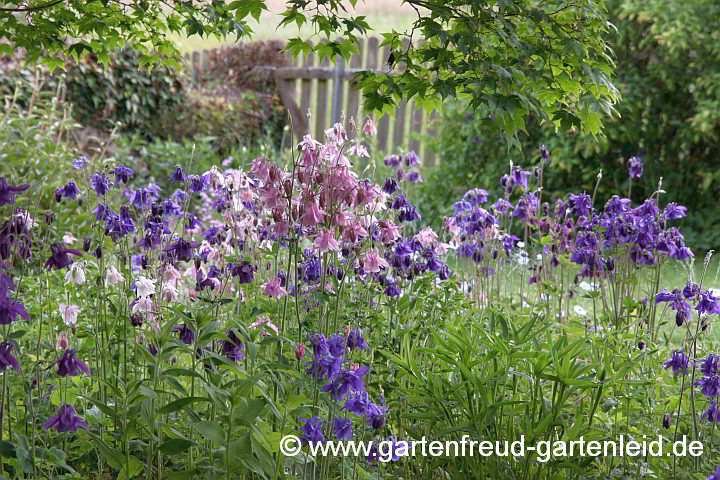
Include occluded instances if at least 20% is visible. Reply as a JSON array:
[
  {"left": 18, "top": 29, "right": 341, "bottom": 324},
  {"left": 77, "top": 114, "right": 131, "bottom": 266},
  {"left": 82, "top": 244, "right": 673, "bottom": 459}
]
[{"left": 64, "top": 48, "right": 186, "bottom": 135}]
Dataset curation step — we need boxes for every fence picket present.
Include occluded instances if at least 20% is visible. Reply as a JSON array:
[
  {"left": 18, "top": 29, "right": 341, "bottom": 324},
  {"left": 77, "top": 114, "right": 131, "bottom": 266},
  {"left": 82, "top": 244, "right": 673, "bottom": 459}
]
[
  {"left": 315, "top": 50, "right": 330, "bottom": 140},
  {"left": 375, "top": 43, "right": 392, "bottom": 152},
  {"left": 346, "top": 38, "right": 365, "bottom": 136}
]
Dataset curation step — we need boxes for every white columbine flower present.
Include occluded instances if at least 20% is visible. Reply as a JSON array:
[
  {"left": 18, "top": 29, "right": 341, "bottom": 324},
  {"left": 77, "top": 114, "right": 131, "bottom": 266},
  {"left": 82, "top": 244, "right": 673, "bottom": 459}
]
[
  {"left": 132, "top": 296, "right": 155, "bottom": 313},
  {"left": 62, "top": 232, "right": 77, "bottom": 245},
  {"left": 64, "top": 264, "right": 86, "bottom": 285},
  {"left": 573, "top": 305, "right": 587, "bottom": 316},
  {"left": 134, "top": 276, "right": 157, "bottom": 298},
  {"left": 59, "top": 303, "right": 81, "bottom": 326},
  {"left": 106, "top": 266, "right": 125, "bottom": 286}
]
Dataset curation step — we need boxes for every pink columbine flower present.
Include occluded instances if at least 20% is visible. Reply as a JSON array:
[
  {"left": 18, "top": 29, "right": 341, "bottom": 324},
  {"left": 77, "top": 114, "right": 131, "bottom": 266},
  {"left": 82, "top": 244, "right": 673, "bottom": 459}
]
[
  {"left": 379, "top": 222, "right": 402, "bottom": 244},
  {"left": 363, "top": 117, "right": 377, "bottom": 136},
  {"left": 162, "top": 284, "right": 179, "bottom": 303},
  {"left": 300, "top": 201, "right": 326, "bottom": 227},
  {"left": 163, "top": 264, "right": 182, "bottom": 286},
  {"left": 62, "top": 233, "right": 77, "bottom": 245},
  {"left": 56, "top": 332, "right": 69, "bottom": 351},
  {"left": 313, "top": 229, "right": 341, "bottom": 253},
  {"left": 250, "top": 157, "right": 270, "bottom": 181},
  {"left": 348, "top": 144, "right": 369, "bottom": 158},
  {"left": 262, "top": 276, "right": 288, "bottom": 299},
  {"left": 250, "top": 316, "right": 279, "bottom": 336},
  {"left": 414, "top": 227, "right": 438, "bottom": 248},
  {"left": 363, "top": 249, "right": 389, "bottom": 273},
  {"left": 342, "top": 222, "right": 369, "bottom": 243},
  {"left": 295, "top": 343, "right": 305, "bottom": 361},
  {"left": 350, "top": 363, "right": 360, "bottom": 371}
]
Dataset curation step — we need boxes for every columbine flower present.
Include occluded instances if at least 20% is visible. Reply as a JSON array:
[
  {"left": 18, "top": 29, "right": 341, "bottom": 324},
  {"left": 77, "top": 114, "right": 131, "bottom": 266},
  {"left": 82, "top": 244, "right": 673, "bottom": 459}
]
[
  {"left": 64, "top": 263, "right": 86, "bottom": 285},
  {"left": 700, "top": 355, "right": 720, "bottom": 377},
  {"left": 0, "top": 177, "right": 30, "bottom": 206},
  {"left": 45, "top": 243, "right": 83, "bottom": 270},
  {"left": 663, "top": 414, "right": 671, "bottom": 429},
  {"left": 628, "top": 156, "right": 644, "bottom": 178},
  {"left": 262, "top": 276, "right": 288, "bottom": 299},
  {"left": 221, "top": 329, "right": 245, "bottom": 361},
  {"left": 362, "top": 117, "right": 377, "bottom": 136},
  {"left": 406, "top": 169, "right": 423, "bottom": 183},
  {"left": 313, "top": 229, "right": 340, "bottom": 253},
  {"left": 300, "top": 201, "right": 326, "bottom": 227},
  {"left": 229, "top": 261, "right": 256, "bottom": 284},
  {"left": 56, "top": 332, "right": 69, "bottom": 350},
  {"left": 131, "top": 297, "right": 154, "bottom": 314},
  {"left": 331, "top": 417, "right": 353, "bottom": 440},
  {"left": 346, "top": 328, "right": 368, "bottom": 350},
  {"left": 298, "top": 416, "right": 325, "bottom": 445},
  {"left": 695, "top": 375, "right": 720, "bottom": 398},
  {"left": 510, "top": 166, "right": 531, "bottom": 189},
  {"left": 696, "top": 291, "right": 720, "bottom": 315},
  {"left": 106, "top": 266, "right": 125, "bottom": 286},
  {"left": 322, "top": 366, "right": 369, "bottom": 401},
  {"left": 90, "top": 173, "right": 110, "bottom": 196},
  {"left": 663, "top": 350, "right": 690, "bottom": 374},
  {"left": 114, "top": 165, "right": 134, "bottom": 184},
  {"left": 414, "top": 227, "right": 438, "bottom": 248},
  {"left": 171, "top": 166, "right": 188, "bottom": 183},
  {"left": 707, "top": 465, "right": 720, "bottom": 480},
  {"left": 56, "top": 349, "right": 90, "bottom": 376},
  {"left": 163, "top": 238, "right": 200, "bottom": 261},
  {"left": 43, "top": 404, "right": 89, "bottom": 432},
  {"left": 0, "top": 297, "right": 30, "bottom": 324},
  {"left": 172, "top": 324, "right": 195, "bottom": 344},
  {"left": 703, "top": 401, "right": 720, "bottom": 423},
  {"left": 0, "top": 342, "right": 20, "bottom": 372},
  {"left": 295, "top": 343, "right": 305, "bottom": 361},
  {"left": 250, "top": 316, "right": 278, "bottom": 336},
  {"left": 58, "top": 304, "right": 80, "bottom": 327},
  {"left": 363, "top": 249, "right": 389, "bottom": 273},
  {"left": 72, "top": 156, "right": 89, "bottom": 169},
  {"left": 134, "top": 276, "right": 157, "bottom": 298}
]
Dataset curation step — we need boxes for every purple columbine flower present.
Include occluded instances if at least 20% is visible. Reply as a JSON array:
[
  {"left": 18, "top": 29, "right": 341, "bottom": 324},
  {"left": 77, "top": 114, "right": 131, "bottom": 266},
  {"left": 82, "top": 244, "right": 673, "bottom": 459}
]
[
  {"left": 221, "top": 329, "right": 245, "bottom": 361},
  {"left": 700, "top": 355, "right": 720, "bottom": 377},
  {"left": 0, "top": 297, "right": 30, "bottom": 324},
  {"left": 663, "top": 350, "right": 690, "bottom": 375},
  {"left": 0, "top": 177, "right": 30, "bottom": 206},
  {"left": 45, "top": 243, "right": 83, "bottom": 270},
  {"left": 463, "top": 188, "right": 489, "bottom": 205},
  {"left": 327, "top": 335, "right": 346, "bottom": 357},
  {"left": 298, "top": 416, "right": 325, "bottom": 445},
  {"left": 331, "top": 417, "right": 353, "bottom": 440},
  {"left": 171, "top": 167, "right": 188, "bottom": 183},
  {"left": 347, "top": 328, "right": 368, "bottom": 351},
  {"left": 703, "top": 401, "right": 720, "bottom": 423},
  {"left": 114, "top": 165, "right": 134, "bottom": 184},
  {"left": 43, "top": 404, "right": 90, "bottom": 432},
  {"left": 228, "top": 261, "right": 256, "bottom": 284},
  {"left": 90, "top": 173, "right": 110, "bottom": 196},
  {"left": 132, "top": 189, "right": 152, "bottom": 208},
  {"left": 56, "top": 181, "right": 79, "bottom": 201},
  {"left": 695, "top": 375, "right": 720, "bottom": 398},
  {"left": 188, "top": 175, "right": 207, "bottom": 193},
  {"left": 406, "top": 169, "right": 423, "bottom": 183},
  {"left": 0, "top": 342, "right": 20, "bottom": 372},
  {"left": 628, "top": 156, "right": 644, "bottom": 178},
  {"left": 164, "top": 238, "right": 201, "bottom": 262},
  {"left": 510, "top": 166, "right": 531, "bottom": 189},
  {"left": 568, "top": 193, "right": 592, "bottom": 217},
  {"left": 663, "top": 203, "right": 687, "bottom": 220},
  {"left": 72, "top": 156, "right": 89, "bottom": 169},
  {"left": 172, "top": 324, "right": 195, "bottom": 345},
  {"left": 56, "top": 349, "right": 90, "bottom": 377},
  {"left": 322, "top": 366, "right": 369, "bottom": 401},
  {"left": 696, "top": 291, "right": 720, "bottom": 315},
  {"left": 383, "top": 178, "right": 398, "bottom": 194},
  {"left": 384, "top": 155, "right": 402, "bottom": 168},
  {"left": 405, "top": 151, "right": 420, "bottom": 167}
]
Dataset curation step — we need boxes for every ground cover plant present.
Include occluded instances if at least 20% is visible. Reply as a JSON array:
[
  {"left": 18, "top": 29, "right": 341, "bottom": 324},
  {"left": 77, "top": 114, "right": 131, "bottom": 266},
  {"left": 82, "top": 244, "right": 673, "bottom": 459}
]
[{"left": 2, "top": 87, "right": 720, "bottom": 480}]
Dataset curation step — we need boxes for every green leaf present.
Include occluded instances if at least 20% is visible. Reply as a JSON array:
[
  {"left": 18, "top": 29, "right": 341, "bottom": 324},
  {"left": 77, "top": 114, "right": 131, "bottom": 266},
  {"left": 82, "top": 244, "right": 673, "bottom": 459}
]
[
  {"left": 158, "top": 438, "right": 196, "bottom": 455},
  {"left": 158, "top": 396, "right": 209, "bottom": 415},
  {"left": 192, "top": 420, "right": 225, "bottom": 444}
]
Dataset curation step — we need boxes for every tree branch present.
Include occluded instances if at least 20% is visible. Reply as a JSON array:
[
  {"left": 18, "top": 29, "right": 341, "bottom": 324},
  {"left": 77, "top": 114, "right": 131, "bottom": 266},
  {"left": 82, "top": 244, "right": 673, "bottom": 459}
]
[{"left": 0, "top": 0, "right": 64, "bottom": 12}]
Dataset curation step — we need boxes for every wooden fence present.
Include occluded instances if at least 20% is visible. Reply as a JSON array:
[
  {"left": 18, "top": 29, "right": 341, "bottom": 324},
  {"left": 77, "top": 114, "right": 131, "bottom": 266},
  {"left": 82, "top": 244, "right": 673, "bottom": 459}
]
[{"left": 185, "top": 38, "right": 437, "bottom": 166}]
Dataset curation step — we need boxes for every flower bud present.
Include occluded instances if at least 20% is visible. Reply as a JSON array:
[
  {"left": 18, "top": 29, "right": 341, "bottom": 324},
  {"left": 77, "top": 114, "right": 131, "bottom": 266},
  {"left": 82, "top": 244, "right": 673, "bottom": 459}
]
[{"left": 294, "top": 343, "right": 305, "bottom": 361}]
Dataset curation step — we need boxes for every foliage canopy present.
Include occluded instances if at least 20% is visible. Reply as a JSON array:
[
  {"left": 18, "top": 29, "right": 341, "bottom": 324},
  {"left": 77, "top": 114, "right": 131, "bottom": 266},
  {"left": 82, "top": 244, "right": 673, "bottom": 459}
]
[{"left": 1, "top": 0, "right": 619, "bottom": 137}]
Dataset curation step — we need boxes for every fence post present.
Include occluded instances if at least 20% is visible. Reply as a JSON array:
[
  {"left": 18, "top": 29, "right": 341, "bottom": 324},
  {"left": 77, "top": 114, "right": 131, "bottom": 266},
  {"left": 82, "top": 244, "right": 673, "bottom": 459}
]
[{"left": 331, "top": 54, "right": 345, "bottom": 126}]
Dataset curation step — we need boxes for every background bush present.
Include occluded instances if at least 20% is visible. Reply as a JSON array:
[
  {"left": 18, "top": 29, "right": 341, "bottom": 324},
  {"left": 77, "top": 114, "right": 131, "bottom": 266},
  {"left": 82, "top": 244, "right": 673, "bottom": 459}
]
[{"left": 421, "top": 0, "right": 720, "bottom": 251}]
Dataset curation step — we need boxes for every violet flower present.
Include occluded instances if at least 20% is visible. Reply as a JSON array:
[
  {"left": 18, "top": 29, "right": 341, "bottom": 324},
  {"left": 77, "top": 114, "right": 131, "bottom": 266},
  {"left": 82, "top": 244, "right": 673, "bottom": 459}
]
[
  {"left": 0, "top": 177, "right": 30, "bottom": 206},
  {"left": 43, "top": 404, "right": 89, "bottom": 432},
  {"left": 56, "top": 349, "right": 90, "bottom": 377}
]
